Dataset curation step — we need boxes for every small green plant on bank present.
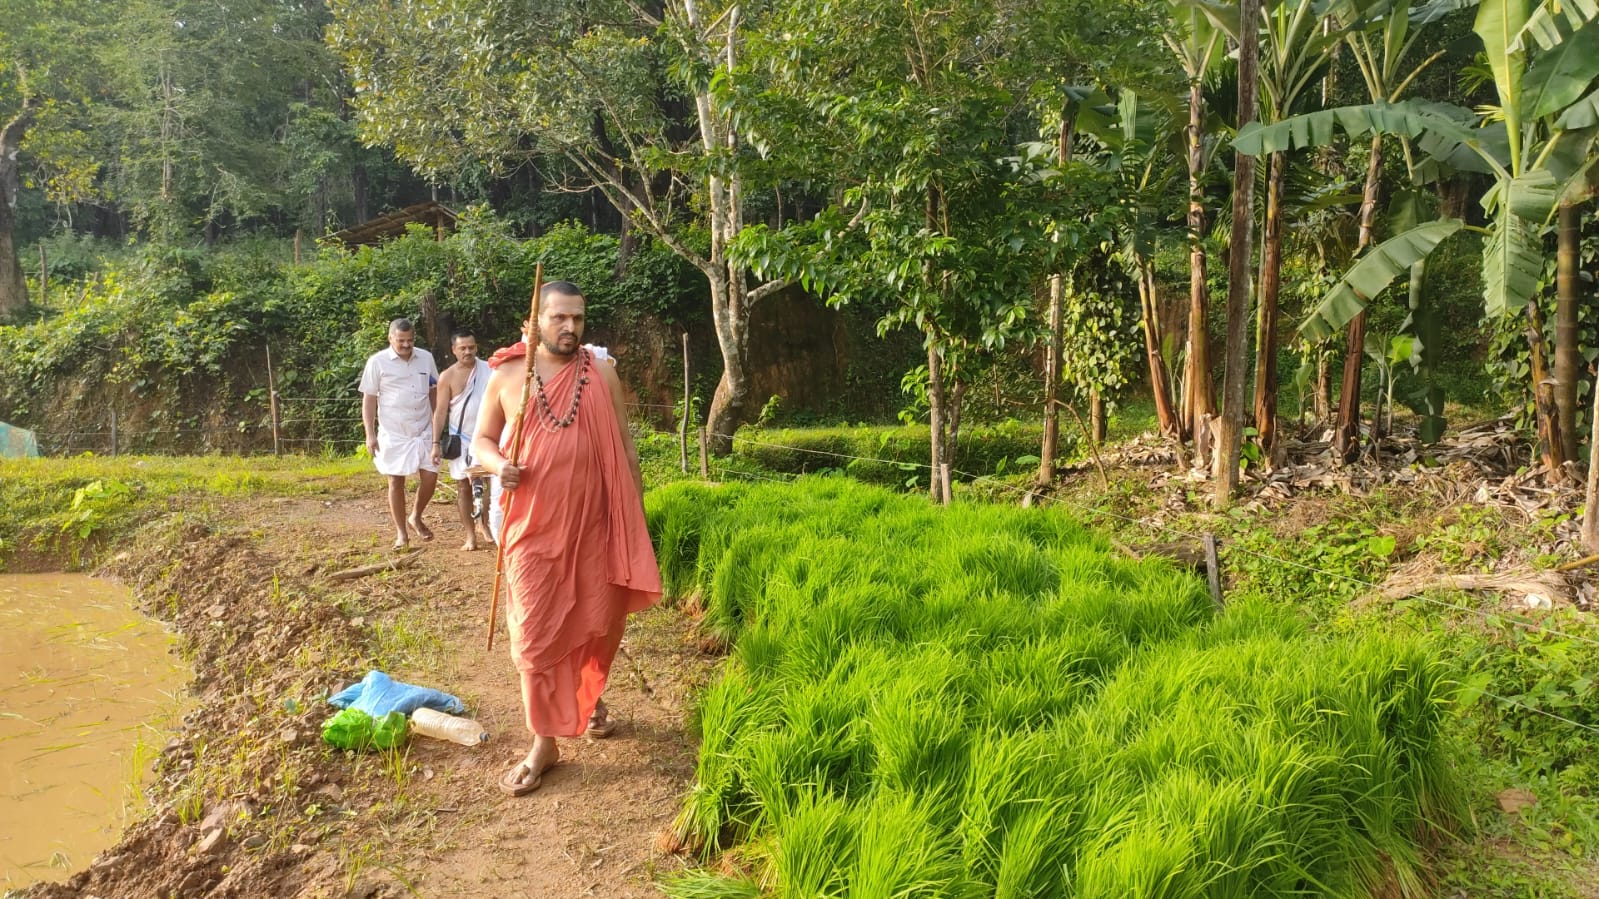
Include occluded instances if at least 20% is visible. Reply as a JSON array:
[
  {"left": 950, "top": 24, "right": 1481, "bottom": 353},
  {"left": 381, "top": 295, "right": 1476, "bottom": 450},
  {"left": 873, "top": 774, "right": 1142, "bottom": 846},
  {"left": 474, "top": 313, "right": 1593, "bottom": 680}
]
[{"left": 62, "top": 477, "right": 134, "bottom": 539}]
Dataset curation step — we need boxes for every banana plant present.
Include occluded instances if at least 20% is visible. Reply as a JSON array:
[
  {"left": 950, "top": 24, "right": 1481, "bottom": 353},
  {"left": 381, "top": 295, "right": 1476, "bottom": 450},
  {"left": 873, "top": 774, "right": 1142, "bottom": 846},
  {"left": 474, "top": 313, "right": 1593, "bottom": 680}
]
[
  {"left": 1185, "top": 0, "right": 1350, "bottom": 458},
  {"left": 1316, "top": 0, "right": 1461, "bottom": 454},
  {"left": 1163, "top": 0, "right": 1227, "bottom": 452},
  {"left": 1235, "top": 0, "right": 1599, "bottom": 474}
]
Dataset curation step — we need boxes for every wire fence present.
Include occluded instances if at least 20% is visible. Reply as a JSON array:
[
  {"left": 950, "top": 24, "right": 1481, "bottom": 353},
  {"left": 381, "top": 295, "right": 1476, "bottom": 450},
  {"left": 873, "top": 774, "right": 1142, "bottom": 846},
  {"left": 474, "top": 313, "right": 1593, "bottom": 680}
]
[{"left": 23, "top": 397, "right": 684, "bottom": 457}]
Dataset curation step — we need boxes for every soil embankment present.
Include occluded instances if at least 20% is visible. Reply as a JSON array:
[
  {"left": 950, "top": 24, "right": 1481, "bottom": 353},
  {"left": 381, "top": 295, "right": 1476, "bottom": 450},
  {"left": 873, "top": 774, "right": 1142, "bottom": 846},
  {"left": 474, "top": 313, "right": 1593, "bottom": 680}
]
[{"left": 18, "top": 486, "right": 711, "bottom": 898}]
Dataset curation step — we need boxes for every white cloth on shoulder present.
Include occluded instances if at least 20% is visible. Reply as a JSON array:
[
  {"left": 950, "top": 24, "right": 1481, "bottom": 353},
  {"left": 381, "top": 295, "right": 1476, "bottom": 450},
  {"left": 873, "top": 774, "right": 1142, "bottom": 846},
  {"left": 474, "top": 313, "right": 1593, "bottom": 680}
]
[
  {"left": 359, "top": 347, "right": 440, "bottom": 476},
  {"left": 447, "top": 359, "right": 492, "bottom": 481}
]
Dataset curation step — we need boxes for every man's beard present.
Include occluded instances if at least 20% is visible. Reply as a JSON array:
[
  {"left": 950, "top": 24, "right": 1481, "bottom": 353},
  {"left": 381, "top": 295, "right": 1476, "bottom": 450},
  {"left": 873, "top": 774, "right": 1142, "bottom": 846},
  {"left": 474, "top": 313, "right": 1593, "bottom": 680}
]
[{"left": 542, "top": 333, "right": 578, "bottom": 357}]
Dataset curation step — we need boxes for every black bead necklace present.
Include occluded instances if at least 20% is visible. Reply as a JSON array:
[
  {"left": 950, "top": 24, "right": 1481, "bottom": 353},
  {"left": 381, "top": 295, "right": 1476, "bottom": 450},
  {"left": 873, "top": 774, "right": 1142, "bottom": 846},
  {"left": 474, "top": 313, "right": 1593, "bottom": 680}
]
[{"left": 530, "top": 347, "right": 591, "bottom": 431}]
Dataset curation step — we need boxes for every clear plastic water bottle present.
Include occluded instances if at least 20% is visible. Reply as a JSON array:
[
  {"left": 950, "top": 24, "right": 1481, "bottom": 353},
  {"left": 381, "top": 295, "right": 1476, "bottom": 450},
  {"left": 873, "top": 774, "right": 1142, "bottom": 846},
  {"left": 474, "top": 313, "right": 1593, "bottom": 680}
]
[{"left": 410, "top": 708, "right": 489, "bottom": 746}]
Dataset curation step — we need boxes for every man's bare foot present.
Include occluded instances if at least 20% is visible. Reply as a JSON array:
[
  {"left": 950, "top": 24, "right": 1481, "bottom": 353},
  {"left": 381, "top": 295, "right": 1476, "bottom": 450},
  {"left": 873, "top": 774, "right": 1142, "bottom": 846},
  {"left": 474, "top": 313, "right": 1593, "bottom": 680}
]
[
  {"left": 393, "top": 530, "right": 409, "bottom": 551},
  {"left": 498, "top": 740, "right": 559, "bottom": 797},
  {"left": 586, "top": 700, "right": 617, "bottom": 739},
  {"left": 408, "top": 514, "right": 434, "bottom": 541},
  {"left": 460, "top": 538, "right": 478, "bottom": 552}
]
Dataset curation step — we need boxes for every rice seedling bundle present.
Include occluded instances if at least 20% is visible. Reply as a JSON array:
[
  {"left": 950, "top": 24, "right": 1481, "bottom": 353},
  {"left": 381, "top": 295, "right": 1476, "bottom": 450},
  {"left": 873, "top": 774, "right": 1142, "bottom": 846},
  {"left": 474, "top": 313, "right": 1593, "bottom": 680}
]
[{"left": 647, "top": 478, "right": 1467, "bottom": 898}]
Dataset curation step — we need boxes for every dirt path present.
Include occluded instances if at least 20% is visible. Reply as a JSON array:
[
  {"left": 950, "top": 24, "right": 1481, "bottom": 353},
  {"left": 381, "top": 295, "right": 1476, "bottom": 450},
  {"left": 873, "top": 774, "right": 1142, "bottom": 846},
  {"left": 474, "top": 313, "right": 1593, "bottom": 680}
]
[{"left": 27, "top": 486, "right": 712, "bottom": 899}]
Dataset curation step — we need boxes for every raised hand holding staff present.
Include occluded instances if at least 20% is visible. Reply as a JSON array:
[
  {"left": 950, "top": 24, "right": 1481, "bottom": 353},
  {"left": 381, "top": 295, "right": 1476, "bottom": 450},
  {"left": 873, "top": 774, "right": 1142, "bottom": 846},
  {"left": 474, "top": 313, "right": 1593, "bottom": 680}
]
[{"left": 484, "top": 262, "right": 542, "bottom": 652}]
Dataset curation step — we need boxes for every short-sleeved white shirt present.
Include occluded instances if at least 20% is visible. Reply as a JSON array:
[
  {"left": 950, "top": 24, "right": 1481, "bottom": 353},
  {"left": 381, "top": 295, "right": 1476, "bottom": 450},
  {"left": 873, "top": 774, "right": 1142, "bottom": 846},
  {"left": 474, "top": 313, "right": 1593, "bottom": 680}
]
[{"left": 359, "top": 347, "right": 438, "bottom": 439}]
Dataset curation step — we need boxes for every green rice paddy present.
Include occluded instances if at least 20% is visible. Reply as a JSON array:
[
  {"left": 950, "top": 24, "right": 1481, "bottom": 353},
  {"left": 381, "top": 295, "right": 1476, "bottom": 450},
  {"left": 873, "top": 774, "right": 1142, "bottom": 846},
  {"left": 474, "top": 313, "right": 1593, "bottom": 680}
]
[{"left": 647, "top": 477, "right": 1468, "bottom": 898}]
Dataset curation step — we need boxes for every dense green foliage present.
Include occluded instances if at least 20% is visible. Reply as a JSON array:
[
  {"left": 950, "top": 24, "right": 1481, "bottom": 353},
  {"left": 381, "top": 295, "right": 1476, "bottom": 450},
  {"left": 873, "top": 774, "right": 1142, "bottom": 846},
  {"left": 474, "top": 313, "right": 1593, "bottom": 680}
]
[
  {"left": 647, "top": 478, "right": 1468, "bottom": 897},
  {"left": 0, "top": 212, "right": 703, "bottom": 450}
]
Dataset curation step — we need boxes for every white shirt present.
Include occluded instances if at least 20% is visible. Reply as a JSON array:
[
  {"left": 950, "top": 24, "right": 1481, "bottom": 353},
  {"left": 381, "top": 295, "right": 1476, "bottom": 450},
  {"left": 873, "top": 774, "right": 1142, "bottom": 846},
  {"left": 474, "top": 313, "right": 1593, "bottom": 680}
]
[{"left": 359, "top": 347, "right": 438, "bottom": 439}]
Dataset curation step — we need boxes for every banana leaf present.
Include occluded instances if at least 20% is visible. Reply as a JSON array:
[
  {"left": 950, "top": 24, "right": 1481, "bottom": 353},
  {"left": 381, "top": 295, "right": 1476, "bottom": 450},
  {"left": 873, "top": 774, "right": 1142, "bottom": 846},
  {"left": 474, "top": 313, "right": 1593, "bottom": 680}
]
[
  {"left": 1300, "top": 219, "right": 1464, "bottom": 341},
  {"left": 1414, "top": 0, "right": 1482, "bottom": 26},
  {"left": 1513, "top": 0, "right": 1599, "bottom": 50},
  {"left": 1482, "top": 211, "right": 1545, "bottom": 317},
  {"left": 1557, "top": 89, "right": 1599, "bottom": 128},
  {"left": 1233, "top": 99, "right": 1503, "bottom": 173},
  {"left": 1521, "top": 19, "right": 1599, "bottom": 120}
]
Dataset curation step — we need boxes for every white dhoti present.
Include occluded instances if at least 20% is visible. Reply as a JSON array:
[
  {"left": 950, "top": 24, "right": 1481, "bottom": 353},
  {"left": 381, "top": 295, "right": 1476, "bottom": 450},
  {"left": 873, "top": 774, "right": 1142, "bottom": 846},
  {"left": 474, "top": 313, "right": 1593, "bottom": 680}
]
[{"left": 375, "top": 427, "right": 439, "bottom": 476}]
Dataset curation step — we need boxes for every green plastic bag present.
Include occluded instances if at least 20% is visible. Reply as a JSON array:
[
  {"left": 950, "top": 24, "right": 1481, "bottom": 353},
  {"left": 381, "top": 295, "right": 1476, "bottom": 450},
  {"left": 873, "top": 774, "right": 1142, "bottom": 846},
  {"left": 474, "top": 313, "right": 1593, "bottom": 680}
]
[{"left": 321, "top": 708, "right": 408, "bottom": 751}]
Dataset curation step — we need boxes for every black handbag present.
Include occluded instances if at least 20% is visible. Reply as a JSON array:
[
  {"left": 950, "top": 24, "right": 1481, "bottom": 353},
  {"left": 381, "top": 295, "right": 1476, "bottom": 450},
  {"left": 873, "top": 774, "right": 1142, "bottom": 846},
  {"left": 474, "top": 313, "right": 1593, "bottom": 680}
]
[{"left": 439, "top": 371, "right": 475, "bottom": 461}]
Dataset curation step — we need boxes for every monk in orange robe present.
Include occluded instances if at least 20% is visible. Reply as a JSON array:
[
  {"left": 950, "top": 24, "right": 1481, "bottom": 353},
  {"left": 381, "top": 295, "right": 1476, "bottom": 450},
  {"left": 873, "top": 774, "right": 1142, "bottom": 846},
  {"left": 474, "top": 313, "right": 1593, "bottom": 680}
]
[{"left": 473, "top": 280, "right": 661, "bottom": 796}]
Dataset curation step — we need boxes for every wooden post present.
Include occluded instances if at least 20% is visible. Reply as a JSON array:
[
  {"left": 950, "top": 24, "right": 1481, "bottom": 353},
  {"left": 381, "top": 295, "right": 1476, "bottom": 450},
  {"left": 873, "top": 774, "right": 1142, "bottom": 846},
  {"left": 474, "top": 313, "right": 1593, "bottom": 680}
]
[
  {"left": 110, "top": 407, "right": 119, "bottom": 457},
  {"left": 293, "top": 229, "right": 302, "bottom": 265},
  {"left": 1203, "top": 534, "right": 1224, "bottom": 609},
  {"left": 680, "top": 333, "right": 691, "bottom": 474},
  {"left": 698, "top": 426, "right": 709, "bottom": 479},
  {"left": 266, "top": 345, "right": 282, "bottom": 456},
  {"left": 940, "top": 463, "right": 952, "bottom": 506},
  {"left": 38, "top": 242, "right": 46, "bottom": 298}
]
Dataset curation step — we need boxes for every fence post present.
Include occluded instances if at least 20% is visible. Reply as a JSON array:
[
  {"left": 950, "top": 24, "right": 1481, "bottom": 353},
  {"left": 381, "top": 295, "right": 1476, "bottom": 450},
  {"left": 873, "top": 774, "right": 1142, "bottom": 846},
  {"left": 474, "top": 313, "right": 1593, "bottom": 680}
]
[
  {"left": 38, "top": 242, "right": 47, "bottom": 298},
  {"left": 110, "top": 407, "right": 119, "bottom": 457},
  {"left": 266, "top": 345, "right": 282, "bottom": 456},
  {"left": 940, "top": 463, "right": 952, "bottom": 506},
  {"left": 1203, "top": 534, "right": 1224, "bottom": 608},
  {"left": 680, "top": 332, "right": 690, "bottom": 474},
  {"left": 698, "top": 426, "right": 709, "bottom": 480}
]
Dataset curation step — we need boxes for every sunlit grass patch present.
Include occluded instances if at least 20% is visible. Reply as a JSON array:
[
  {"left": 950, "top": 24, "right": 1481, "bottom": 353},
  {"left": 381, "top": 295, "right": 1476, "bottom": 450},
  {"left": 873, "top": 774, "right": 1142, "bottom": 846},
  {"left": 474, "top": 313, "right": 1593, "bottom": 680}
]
[{"left": 650, "top": 477, "right": 1469, "bottom": 898}]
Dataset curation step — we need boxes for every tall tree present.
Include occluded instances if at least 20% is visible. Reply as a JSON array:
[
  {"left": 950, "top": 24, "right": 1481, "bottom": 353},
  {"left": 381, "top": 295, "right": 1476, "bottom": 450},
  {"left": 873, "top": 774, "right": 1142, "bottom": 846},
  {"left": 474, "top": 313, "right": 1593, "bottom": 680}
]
[
  {"left": 329, "top": 0, "right": 787, "bottom": 454},
  {"left": 96, "top": 0, "right": 360, "bottom": 240},
  {"left": 730, "top": 0, "right": 1049, "bottom": 500},
  {"left": 1163, "top": 1, "right": 1226, "bottom": 462},
  {"left": 1251, "top": 0, "right": 1345, "bottom": 459},
  {"left": 1214, "top": 0, "right": 1263, "bottom": 505},
  {"left": 0, "top": 0, "right": 111, "bottom": 316}
]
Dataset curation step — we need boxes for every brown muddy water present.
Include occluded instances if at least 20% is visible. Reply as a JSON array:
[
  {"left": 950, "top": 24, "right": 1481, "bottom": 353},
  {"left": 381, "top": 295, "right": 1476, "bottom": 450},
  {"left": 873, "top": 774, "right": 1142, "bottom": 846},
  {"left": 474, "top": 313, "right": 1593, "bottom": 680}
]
[{"left": 0, "top": 574, "right": 188, "bottom": 891}]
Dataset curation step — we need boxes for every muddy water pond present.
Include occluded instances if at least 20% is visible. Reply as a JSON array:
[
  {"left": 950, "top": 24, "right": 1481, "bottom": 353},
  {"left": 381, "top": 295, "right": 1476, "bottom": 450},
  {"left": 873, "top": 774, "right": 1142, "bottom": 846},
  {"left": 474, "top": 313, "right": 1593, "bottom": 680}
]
[{"left": 0, "top": 573, "right": 189, "bottom": 891}]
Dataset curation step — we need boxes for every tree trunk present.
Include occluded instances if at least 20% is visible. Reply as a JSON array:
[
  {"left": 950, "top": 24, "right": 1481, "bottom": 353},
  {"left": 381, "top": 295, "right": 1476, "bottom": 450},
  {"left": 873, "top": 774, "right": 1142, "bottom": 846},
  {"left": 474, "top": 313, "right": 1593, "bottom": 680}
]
[
  {"left": 1090, "top": 389, "right": 1106, "bottom": 443},
  {"left": 1555, "top": 198, "right": 1581, "bottom": 461},
  {"left": 1038, "top": 274, "right": 1065, "bottom": 487},
  {"left": 1183, "top": 77, "right": 1215, "bottom": 453},
  {"left": 1334, "top": 133, "right": 1385, "bottom": 461},
  {"left": 703, "top": 263, "right": 753, "bottom": 457},
  {"left": 1252, "top": 150, "right": 1287, "bottom": 459},
  {"left": 1527, "top": 301, "right": 1569, "bottom": 480},
  {"left": 947, "top": 377, "right": 966, "bottom": 470},
  {"left": 1140, "top": 259, "right": 1180, "bottom": 437},
  {"left": 927, "top": 342, "right": 947, "bottom": 503},
  {"left": 0, "top": 105, "right": 36, "bottom": 318},
  {"left": 1213, "top": 0, "right": 1261, "bottom": 506},
  {"left": 616, "top": 214, "right": 639, "bottom": 278},
  {"left": 1038, "top": 116, "right": 1074, "bottom": 487},
  {"left": 1584, "top": 344, "right": 1599, "bottom": 549},
  {"left": 1315, "top": 347, "right": 1332, "bottom": 423},
  {"left": 0, "top": 170, "right": 25, "bottom": 318},
  {"left": 352, "top": 162, "right": 370, "bottom": 224}
]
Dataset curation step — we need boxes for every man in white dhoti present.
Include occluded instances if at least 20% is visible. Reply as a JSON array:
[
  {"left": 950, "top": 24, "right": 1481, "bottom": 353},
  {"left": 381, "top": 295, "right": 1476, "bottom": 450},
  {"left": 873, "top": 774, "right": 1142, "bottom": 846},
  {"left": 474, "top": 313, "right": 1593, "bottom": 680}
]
[
  {"left": 431, "top": 329, "right": 493, "bottom": 551},
  {"left": 360, "top": 318, "right": 440, "bottom": 549}
]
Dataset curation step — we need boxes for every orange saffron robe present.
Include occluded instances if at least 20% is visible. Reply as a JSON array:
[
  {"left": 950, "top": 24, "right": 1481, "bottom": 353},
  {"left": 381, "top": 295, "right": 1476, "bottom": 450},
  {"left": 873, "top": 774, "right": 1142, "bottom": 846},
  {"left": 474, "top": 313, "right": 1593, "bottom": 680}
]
[{"left": 498, "top": 348, "right": 661, "bottom": 737}]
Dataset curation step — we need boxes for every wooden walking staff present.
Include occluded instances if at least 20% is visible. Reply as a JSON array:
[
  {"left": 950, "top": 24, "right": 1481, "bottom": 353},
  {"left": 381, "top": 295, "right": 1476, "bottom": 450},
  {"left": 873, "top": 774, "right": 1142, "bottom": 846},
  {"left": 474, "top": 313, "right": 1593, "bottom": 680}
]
[{"left": 486, "top": 262, "right": 543, "bottom": 651}]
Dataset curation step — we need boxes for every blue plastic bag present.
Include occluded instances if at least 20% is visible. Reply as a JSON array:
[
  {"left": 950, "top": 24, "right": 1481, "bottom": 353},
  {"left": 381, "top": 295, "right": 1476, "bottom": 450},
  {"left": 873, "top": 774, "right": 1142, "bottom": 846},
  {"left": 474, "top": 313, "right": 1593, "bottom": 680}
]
[{"left": 328, "top": 670, "right": 466, "bottom": 717}]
